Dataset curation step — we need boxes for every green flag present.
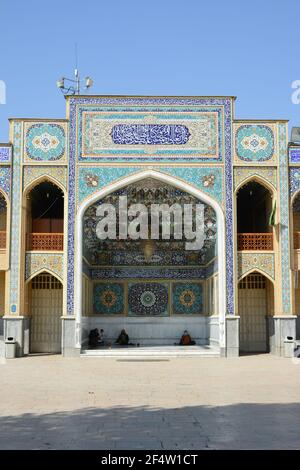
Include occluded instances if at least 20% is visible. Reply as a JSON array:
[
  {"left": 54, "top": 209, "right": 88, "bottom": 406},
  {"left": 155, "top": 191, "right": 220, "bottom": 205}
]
[{"left": 269, "top": 201, "right": 276, "bottom": 226}]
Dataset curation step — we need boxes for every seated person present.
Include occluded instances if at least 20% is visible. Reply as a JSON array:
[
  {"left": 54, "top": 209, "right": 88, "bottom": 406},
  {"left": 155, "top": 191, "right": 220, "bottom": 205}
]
[
  {"left": 99, "top": 328, "right": 105, "bottom": 345},
  {"left": 116, "top": 329, "right": 129, "bottom": 346},
  {"left": 179, "top": 330, "right": 196, "bottom": 346},
  {"left": 88, "top": 328, "right": 100, "bottom": 348}
]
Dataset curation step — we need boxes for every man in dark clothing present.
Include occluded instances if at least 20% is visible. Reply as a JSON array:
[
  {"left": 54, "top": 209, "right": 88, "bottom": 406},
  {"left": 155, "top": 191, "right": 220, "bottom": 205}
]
[
  {"left": 88, "top": 328, "right": 100, "bottom": 348},
  {"left": 116, "top": 329, "right": 129, "bottom": 346}
]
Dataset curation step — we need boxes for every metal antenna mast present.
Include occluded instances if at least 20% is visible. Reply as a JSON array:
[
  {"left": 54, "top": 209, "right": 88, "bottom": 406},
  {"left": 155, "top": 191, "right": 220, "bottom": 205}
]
[{"left": 56, "top": 44, "right": 93, "bottom": 95}]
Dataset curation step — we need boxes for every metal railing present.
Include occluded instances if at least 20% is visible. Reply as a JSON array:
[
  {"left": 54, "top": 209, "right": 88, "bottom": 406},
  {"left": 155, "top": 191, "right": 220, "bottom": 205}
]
[
  {"left": 0, "top": 231, "right": 6, "bottom": 249},
  {"left": 294, "top": 232, "right": 300, "bottom": 249},
  {"left": 237, "top": 233, "right": 273, "bottom": 251},
  {"left": 27, "top": 233, "right": 63, "bottom": 251}
]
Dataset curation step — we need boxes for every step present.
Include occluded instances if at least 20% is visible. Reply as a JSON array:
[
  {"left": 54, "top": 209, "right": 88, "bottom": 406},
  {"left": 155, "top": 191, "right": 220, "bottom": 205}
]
[{"left": 80, "top": 345, "right": 220, "bottom": 358}]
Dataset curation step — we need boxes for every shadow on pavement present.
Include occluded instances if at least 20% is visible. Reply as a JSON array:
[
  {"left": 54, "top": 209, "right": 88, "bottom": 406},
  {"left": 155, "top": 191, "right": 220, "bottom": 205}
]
[{"left": 0, "top": 402, "right": 299, "bottom": 450}]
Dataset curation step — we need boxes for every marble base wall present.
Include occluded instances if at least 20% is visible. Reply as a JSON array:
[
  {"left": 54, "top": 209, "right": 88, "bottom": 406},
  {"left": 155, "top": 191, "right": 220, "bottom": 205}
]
[
  {"left": 223, "top": 316, "right": 240, "bottom": 357},
  {"left": 268, "top": 316, "right": 297, "bottom": 356},
  {"left": 84, "top": 316, "right": 219, "bottom": 346},
  {"left": 3, "top": 317, "right": 30, "bottom": 357},
  {"left": 61, "top": 317, "right": 80, "bottom": 357},
  {"left": 81, "top": 316, "right": 90, "bottom": 348},
  {"left": 208, "top": 316, "right": 220, "bottom": 345}
]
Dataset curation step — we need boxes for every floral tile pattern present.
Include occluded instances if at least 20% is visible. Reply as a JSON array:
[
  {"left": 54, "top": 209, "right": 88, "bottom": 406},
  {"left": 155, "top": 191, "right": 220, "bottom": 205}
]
[
  {"left": 235, "top": 124, "right": 275, "bottom": 162},
  {"left": 234, "top": 167, "right": 277, "bottom": 190},
  {"left": 172, "top": 282, "right": 203, "bottom": 314},
  {"left": 237, "top": 253, "right": 275, "bottom": 280},
  {"left": 23, "top": 166, "right": 68, "bottom": 191},
  {"left": 289, "top": 148, "right": 300, "bottom": 163},
  {"left": 93, "top": 282, "right": 124, "bottom": 315},
  {"left": 128, "top": 282, "right": 168, "bottom": 316},
  {"left": 0, "top": 166, "right": 11, "bottom": 197},
  {"left": 289, "top": 167, "right": 300, "bottom": 196},
  {"left": 25, "top": 123, "right": 66, "bottom": 161},
  {"left": 25, "top": 253, "right": 63, "bottom": 280}
]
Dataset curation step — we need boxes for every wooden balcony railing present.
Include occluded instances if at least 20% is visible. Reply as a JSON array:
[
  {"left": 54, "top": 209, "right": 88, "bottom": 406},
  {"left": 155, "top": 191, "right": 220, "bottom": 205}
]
[
  {"left": 0, "top": 231, "right": 6, "bottom": 249},
  {"left": 27, "top": 233, "right": 63, "bottom": 251},
  {"left": 237, "top": 233, "right": 273, "bottom": 251},
  {"left": 294, "top": 232, "right": 300, "bottom": 250}
]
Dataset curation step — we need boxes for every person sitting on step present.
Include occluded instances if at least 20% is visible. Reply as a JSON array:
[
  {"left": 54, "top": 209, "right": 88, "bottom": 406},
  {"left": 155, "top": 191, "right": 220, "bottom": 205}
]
[
  {"left": 179, "top": 330, "right": 196, "bottom": 346},
  {"left": 88, "top": 328, "right": 100, "bottom": 348},
  {"left": 116, "top": 329, "right": 130, "bottom": 346},
  {"left": 99, "top": 328, "right": 105, "bottom": 345}
]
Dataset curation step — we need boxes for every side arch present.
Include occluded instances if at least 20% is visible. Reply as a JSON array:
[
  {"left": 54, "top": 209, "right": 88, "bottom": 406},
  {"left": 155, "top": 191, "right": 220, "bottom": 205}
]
[
  {"left": 25, "top": 267, "right": 63, "bottom": 284},
  {"left": 23, "top": 174, "right": 66, "bottom": 197},
  {"left": 27, "top": 270, "right": 63, "bottom": 353},
  {"left": 238, "top": 270, "right": 274, "bottom": 353},
  {"left": 238, "top": 267, "right": 275, "bottom": 284},
  {"left": 291, "top": 187, "right": 300, "bottom": 206},
  {"left": 235, "top": 174, "right": 276, "bottom": 196},
  {"left": 0, "top": 188, "right": 10, "bottom": 206}
]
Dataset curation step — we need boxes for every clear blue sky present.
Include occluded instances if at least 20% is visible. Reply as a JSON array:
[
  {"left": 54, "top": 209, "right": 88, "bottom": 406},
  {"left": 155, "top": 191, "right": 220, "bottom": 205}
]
[{"left": 1, "top": 0, "right": 300, "bottom": 142}]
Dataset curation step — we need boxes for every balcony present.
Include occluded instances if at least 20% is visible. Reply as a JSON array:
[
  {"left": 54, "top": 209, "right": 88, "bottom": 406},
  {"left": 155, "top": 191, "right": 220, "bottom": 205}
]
[
  {"left": 27, "top": 233, "right": 63, "bottom": 251},
  {"left": 294, "top": 232, "right": 300, "bottom": 250},
  {"left": 0, "top": 231, "right": 6, "bottom": 249},
  {"left": 0, "top": 231, "right": 8, "bottom": 269},
  {"left": 237, "top": 233, "right": 273, "bottom": 251}
]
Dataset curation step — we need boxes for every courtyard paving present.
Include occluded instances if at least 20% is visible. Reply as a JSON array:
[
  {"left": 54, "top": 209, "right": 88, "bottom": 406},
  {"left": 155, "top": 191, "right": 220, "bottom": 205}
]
[{"left": 0, "top": 354, "right": 300, "bottom": 450}]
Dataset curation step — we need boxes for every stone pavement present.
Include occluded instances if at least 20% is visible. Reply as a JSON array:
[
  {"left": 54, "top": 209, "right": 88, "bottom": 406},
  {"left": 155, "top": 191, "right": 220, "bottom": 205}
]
[{"left": 0, "top": 354, "right": 300, "bottom": 450}]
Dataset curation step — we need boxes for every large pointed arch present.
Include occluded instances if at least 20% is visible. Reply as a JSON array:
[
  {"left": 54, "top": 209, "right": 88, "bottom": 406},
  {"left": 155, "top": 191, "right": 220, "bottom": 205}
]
[{"left": 74, "top": 169, "right": 226, "bottom": 349}]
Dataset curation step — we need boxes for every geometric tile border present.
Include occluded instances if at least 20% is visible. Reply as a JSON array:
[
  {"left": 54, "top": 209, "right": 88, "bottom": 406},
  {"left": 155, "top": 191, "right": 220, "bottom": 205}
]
[
  {"left": 9, "top": 122, "right": 22, "bottom": 313},
  {"left": 278, "top": 123, "right": 291, "bottom": 314}
]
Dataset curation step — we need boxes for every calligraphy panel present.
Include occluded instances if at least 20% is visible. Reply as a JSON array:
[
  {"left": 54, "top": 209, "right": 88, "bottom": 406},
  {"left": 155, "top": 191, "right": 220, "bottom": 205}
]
[{"left": 78, "top": 109, "right": 221, "bottom": 161}]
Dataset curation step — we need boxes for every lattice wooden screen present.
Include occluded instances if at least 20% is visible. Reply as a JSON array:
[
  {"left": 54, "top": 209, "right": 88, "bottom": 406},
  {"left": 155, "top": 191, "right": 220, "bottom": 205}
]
[
  {"left": 31, "top": 273, "right": 62, "bottom": 290},
  {"left": 239, "top": 273, "right": 266, "bottom": 290}
]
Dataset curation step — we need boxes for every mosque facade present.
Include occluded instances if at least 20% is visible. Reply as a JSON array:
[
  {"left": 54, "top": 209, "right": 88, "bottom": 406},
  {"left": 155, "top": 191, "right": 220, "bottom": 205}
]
[{"left": 0, "top": 95, "right": 299, "bottom": 357}]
